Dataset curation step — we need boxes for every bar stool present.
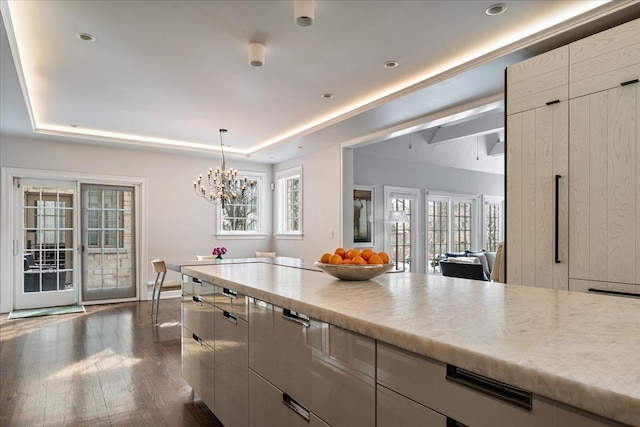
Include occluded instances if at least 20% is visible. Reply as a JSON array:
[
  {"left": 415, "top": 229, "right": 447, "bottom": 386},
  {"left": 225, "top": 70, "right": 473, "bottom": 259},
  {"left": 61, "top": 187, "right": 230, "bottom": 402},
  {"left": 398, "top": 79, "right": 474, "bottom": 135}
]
[{"left": 151, "top": 259, "right": 167, "bottom": 325}]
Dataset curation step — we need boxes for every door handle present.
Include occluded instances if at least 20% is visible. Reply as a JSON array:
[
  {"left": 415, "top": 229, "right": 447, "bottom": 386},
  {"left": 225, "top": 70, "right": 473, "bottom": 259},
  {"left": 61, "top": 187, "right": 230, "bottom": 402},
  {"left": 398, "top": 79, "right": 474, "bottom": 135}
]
[
  {"left": 223, "top": 310, "right": 237, "bottom": 325},
  {"left": 282, "top": 308, "right": 310, "bottom": 328},
  {"left": 282, "top": 393, "right": 310, "bottom": 421},
  {"left": 555, "top": 174, "right": 561, "bottom": 263},
  {"left": 222, "top": 288, "right": 237, "bottom": 299}
]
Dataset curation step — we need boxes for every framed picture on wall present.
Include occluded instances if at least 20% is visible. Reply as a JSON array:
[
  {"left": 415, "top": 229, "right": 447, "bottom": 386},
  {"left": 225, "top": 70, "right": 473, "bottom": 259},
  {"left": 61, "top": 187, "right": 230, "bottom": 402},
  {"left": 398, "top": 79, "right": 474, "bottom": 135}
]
[{"left": 353, "top": 185, "right": 374, "bottom": 246}]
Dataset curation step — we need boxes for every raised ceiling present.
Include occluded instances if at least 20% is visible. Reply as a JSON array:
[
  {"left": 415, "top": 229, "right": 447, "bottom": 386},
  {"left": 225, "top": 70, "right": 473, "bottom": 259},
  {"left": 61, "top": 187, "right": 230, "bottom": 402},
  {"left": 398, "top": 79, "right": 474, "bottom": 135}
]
[{"left": 0, "top": 1, "right": 636, "bottom": 162}]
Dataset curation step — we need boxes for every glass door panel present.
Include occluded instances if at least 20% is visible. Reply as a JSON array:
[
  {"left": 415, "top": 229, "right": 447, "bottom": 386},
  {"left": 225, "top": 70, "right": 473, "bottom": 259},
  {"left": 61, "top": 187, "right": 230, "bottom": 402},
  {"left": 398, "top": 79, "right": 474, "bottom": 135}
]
[
  {"left": 15, "top": 180, "right": 77, "bottom": 310},
  {"left": 82, "top": 185, "right": 136, "bottom": 301}
]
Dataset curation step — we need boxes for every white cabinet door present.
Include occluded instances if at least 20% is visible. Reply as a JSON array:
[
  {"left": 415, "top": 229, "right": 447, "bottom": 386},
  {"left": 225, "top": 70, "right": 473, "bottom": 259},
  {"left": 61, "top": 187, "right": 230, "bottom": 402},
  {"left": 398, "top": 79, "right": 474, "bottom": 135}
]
[
  {"left": 570, "top": 82, "right": 639, "bottom": 286},
  {"left": 506, "top": 101, "right": 568, "bottom": 289}
]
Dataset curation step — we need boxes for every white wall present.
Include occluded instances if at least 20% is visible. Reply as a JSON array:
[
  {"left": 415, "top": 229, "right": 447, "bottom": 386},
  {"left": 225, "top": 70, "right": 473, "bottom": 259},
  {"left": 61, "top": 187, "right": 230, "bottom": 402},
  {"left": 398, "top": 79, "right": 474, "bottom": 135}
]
[
  {"left": 0, "top": 135, "right": 273, "bottom": 312},
  {"left": 273, "top": 144, "right": 343, "bottom": 261}
]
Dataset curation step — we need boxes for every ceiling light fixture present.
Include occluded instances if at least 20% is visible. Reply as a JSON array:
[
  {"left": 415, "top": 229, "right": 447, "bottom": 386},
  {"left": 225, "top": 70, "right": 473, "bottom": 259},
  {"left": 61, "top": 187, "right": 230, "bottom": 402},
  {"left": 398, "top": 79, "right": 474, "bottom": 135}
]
[
  {"left": 248, "top": 42, "right": 265, "bottom": 67},
  {"left": 295, "top": 0, "right": 314, "bottom": 26},
  {"left": 193, "top": 129, "right": 256, "bottom": 208},
  {"left": 76, "top": 32, "right": 95, "bottom": 42},
  {"left": 384, "top": 60, "right": 399, "bottom": 69},
  {"left": 485, "top": 3, "right": 507, "bottom": 16},
  {"left": 321, "top": 93, "right": 334, "bottom": 99}
]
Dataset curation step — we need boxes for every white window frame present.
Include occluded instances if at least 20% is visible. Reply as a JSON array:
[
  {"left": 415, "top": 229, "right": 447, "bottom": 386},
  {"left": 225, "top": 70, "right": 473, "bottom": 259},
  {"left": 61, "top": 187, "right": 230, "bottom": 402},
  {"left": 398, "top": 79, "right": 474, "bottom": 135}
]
[
  {"left": 275, "top": 166, "right": 303, "bottom": 240},
  {"left": 383, "top": 186, "right": 421, "bottom": 272},
  {"left": 425, "top": 191, "right": 481, "bottom": 270},
  {"left": 482, "top": 195, "right": 504, "bottom": 252},
  {"left": 216, "top": 171, "right": 268, "bottom": 240}
]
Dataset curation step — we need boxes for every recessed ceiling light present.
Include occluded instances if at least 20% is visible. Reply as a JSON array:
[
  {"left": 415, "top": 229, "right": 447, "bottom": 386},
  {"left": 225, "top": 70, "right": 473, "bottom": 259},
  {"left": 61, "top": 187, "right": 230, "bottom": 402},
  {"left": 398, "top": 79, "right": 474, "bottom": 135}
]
[
  {"left": 69, "top": 124, "right": 78, "bottom": 128},
  {"left": 321, "top": 93, "right": 334, "bottom": 99},
  {"left": 485, "top": 3, "right": 507, "bottom": 16},
  {"left": 384, "top": 60, "right": 399, "bottom": 69},
  {"left": 76, "top": 32, "right": 96, "bottom": 42},
  {"left": 298, "top": 146, "right": 304, "bottom": 149}
]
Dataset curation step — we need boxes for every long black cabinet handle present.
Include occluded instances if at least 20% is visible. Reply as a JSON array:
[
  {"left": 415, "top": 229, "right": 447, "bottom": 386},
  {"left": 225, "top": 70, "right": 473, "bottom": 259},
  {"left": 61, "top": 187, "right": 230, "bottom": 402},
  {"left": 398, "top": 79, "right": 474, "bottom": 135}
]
[
  {"left": 555, "top": 174, "right": 561, "bottom": 263},
  {"left": 545, "top": 99, "right": 560, "bottom": 105},
  {"left": 282, "top": 308, "right": 310, "bottom": 328},
  {"left": 192, "top": 333, "right": 203, "bottom": 346},
  {"left": 192, "top": 295, "right": 203, "bottom": 304},
  {"left": 282, "top": 393, "right": 310, "bottom": 422},
  {"left": 222, "top": 288, "right": 237, "bottom": 299},
  {"left": 621, "top": 78, "right": 639, "bottom": 86},
  {"left": 223, "top": 310, "right": 238, "bottom": 325},
  {"left": 192, "top": 277, "right": 202, "bottom": 285},
  {"left": 588, "top": 288, "right": 640, "bottom": 299},
  {"left": 446, "top": 365, "right": 532, "bottom": 410}
]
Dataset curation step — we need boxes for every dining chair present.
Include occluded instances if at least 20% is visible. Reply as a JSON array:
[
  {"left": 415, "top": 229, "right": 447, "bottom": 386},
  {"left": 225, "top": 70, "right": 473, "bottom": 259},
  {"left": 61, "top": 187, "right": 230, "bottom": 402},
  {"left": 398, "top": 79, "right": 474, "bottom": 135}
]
[{"left": 150, "top": 259, "right": 167, "bottom": 325}]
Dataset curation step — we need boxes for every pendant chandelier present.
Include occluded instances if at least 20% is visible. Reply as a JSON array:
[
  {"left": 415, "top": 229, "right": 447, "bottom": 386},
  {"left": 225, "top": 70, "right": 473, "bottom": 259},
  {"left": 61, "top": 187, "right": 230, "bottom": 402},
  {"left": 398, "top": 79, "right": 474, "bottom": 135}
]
[{"left": 193, "top": 129, "right": 256, "bottom": 208}]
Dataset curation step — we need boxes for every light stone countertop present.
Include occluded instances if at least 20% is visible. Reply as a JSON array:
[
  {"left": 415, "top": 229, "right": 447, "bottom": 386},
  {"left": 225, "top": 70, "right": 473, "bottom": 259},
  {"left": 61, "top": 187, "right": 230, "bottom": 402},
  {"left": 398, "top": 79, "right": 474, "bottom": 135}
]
[{"left": 181, "top": 260, "right": 640, "bottom": 425}]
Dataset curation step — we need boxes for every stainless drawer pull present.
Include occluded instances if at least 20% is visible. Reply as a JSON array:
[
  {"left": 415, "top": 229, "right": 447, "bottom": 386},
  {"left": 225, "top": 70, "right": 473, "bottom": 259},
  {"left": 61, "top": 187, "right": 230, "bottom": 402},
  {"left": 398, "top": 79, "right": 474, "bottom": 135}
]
[
  {"left": 223, "top": 310, "right": 237, "bottom": 325},
  {"left": 282, "top": 308, "right": 310, "bottom": 328},
  {"left": 282, "top": 393, "right": 310, "bottom": 422},
  {"left": 192, "top": 295, "right": 203, "bottom": 304},
  {"left": 192, "top": 277, "right": 202, "bottom": 285},
  {"left": 446, "top": 365, "right": 532, "bottom": 410},
  {"left": 192, "top": 333, "right": 203, "bottom": 346},
  {"left": 447, "top": 418, "right": 469, "bottom": 427},
  {"left": 588, "top": 288, "right": 640, "bottom": 299},
  {"left": 222, "top": 288, "right": 237, "bottom": 299}
]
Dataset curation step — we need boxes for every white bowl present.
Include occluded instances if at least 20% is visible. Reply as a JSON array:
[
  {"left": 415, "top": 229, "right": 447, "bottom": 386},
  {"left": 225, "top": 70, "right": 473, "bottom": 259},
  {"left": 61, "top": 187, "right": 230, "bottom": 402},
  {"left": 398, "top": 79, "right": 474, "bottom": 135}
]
[{"left": 314, "top": 261, "right": 393, "bottom": 281}]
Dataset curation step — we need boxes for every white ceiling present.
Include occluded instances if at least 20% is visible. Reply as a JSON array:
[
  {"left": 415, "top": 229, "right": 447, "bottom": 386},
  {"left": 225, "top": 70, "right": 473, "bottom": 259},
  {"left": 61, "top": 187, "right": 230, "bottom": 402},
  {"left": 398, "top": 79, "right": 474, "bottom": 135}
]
[{"left": 1, "top": 1, "right": 637, "bottom": 163}]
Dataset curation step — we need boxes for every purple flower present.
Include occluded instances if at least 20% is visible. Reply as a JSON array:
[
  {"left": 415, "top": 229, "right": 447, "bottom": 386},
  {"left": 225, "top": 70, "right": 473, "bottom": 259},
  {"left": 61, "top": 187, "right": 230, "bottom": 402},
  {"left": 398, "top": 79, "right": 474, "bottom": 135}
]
[{"left": 212, "top": 246, "right": 227, "bottom": 256}]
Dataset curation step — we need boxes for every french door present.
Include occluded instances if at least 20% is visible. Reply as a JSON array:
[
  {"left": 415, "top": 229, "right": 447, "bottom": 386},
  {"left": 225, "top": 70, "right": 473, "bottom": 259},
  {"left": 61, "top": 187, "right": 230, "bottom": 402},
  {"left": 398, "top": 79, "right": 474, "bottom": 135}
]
[
  {"left": 14, "top": 179, "right": 77, "bottom": 309},
  {"left": 81, "top": 184, "right": 136, "bottom": 301}
]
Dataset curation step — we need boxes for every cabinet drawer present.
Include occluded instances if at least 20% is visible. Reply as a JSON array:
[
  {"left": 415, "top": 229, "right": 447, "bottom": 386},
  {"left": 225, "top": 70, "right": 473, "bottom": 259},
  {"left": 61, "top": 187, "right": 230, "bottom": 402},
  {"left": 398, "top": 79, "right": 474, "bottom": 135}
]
[
  {"left": 249, "top": 369, "right": 330, "bottom": 427},
  {"left": 377, "top": 384, "right": 447, "bottom": 427},
  {"left": 570, "top": 18, "right": 640, "bottom": 98},
  {"left": 214, "top": 307, "right": 248, "bottom": 427},
  {"left": 249, "top": 299, "right": 375, "bottom": 427},
  {"left": 377, "top": 342, "right": 556, "bottom": 427},
  {"left": 182, "top": 295, "right": 215, "bottom": 347},
  {"left": 189, "top": 276, "right": 216, "bottom": 303},
  {"left": 214, "top": 285, "right": 248, "bottom": 321},
  {"left": 507, "top": 45, "right": 568, "bottom": 114},
  {"left": 182, "top": 326, "right": 215, "bottom": 410},
  {"left": 569, "top": 279, "right": 640, "bottom": 299}
]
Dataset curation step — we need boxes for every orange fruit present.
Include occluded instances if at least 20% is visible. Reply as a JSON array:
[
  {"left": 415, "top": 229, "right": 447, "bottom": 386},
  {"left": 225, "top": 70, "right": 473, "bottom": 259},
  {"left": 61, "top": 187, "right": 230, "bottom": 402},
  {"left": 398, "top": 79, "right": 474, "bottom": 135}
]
[
  {"left": 342, "top": 259, "right": 353, "bottom": 264},
  {"left": 378, "top": 251, "right": 390, "bottom": 263},
  {"left": 346, "top": 249, "right": 361, "bottom": 260},
  {"left": 334, "top": 248, "right": 346, "bottom": 258},
  {"left": 368, "top": 254, "right": 383, "bottom": 264},
  {"left": 320, "top": 253, "right": 331, "bottom": 263},
  {"left": 361, "top": 248, "right": 374, "bottom": 260},
  {"left": 329, "top": 254, "right": 344, "bottom": 265},
  {"left": 352, "top": 256, "right": 367, "bottom": 265}
]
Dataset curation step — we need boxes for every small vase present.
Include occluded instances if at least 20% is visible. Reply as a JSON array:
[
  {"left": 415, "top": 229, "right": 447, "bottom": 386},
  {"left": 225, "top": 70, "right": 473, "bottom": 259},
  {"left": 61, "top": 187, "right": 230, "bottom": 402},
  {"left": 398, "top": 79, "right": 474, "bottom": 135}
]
[{"left": 216, "top": 255, "right": 223, "bottom": 260}]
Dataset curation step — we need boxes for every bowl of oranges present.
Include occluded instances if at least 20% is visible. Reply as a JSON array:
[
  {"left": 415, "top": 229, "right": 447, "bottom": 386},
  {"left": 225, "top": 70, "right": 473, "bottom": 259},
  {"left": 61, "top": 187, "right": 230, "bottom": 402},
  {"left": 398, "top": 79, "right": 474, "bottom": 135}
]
[{"left": 315, "top": 248, "right": 393, "bottom": 281}]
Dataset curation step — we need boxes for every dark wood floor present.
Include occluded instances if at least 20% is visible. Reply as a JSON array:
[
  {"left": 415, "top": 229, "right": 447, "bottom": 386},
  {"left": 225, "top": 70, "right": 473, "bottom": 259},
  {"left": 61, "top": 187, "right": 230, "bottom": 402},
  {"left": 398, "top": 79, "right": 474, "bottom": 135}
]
[{"left": 0, "top": 299, "right": 224, "bottom": 426}]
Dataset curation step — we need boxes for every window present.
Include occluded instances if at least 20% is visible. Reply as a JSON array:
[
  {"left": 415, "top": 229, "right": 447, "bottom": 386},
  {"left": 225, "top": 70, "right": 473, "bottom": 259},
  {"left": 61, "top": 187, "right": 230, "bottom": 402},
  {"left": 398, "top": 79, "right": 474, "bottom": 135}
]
[
  {"left": 86, "top": 188, "right": 127, "bottom": 249},
  {"left": 483, "top": 197, "right": 504, "bottom": 252},
  {"left": 426, "top": 193, "right": 480, "bottom": 273},
  {"left": 384, "top": 186, "right": 419, "bottom": 272},
  {"left": 276, "top": 166, "right": 302, "bottom": 237},
  {"left": 217, "top": 172, "right": 267, "bottom": 238}
]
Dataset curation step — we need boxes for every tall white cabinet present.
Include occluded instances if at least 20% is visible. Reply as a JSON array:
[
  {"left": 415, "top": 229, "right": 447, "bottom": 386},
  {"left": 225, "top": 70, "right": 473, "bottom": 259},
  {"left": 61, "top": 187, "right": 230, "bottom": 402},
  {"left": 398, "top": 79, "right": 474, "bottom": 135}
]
[{"left": 506, "top": 18, "right": 640, "bottom": 295}]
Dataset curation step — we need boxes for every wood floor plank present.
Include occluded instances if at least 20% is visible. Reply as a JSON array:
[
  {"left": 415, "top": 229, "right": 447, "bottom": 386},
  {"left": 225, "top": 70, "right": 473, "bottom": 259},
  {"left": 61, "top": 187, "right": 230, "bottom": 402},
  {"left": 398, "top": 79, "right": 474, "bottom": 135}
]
[{"left": 0, "top": 299, "right": 223, "bottom": 426}]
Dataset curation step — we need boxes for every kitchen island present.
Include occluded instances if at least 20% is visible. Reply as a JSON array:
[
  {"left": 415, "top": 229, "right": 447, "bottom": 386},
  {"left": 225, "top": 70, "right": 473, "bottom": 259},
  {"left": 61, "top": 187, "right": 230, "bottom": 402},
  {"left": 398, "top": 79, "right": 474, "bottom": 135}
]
[{"left": 179, "top": 259, "right": 639, "bottom": 426}]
